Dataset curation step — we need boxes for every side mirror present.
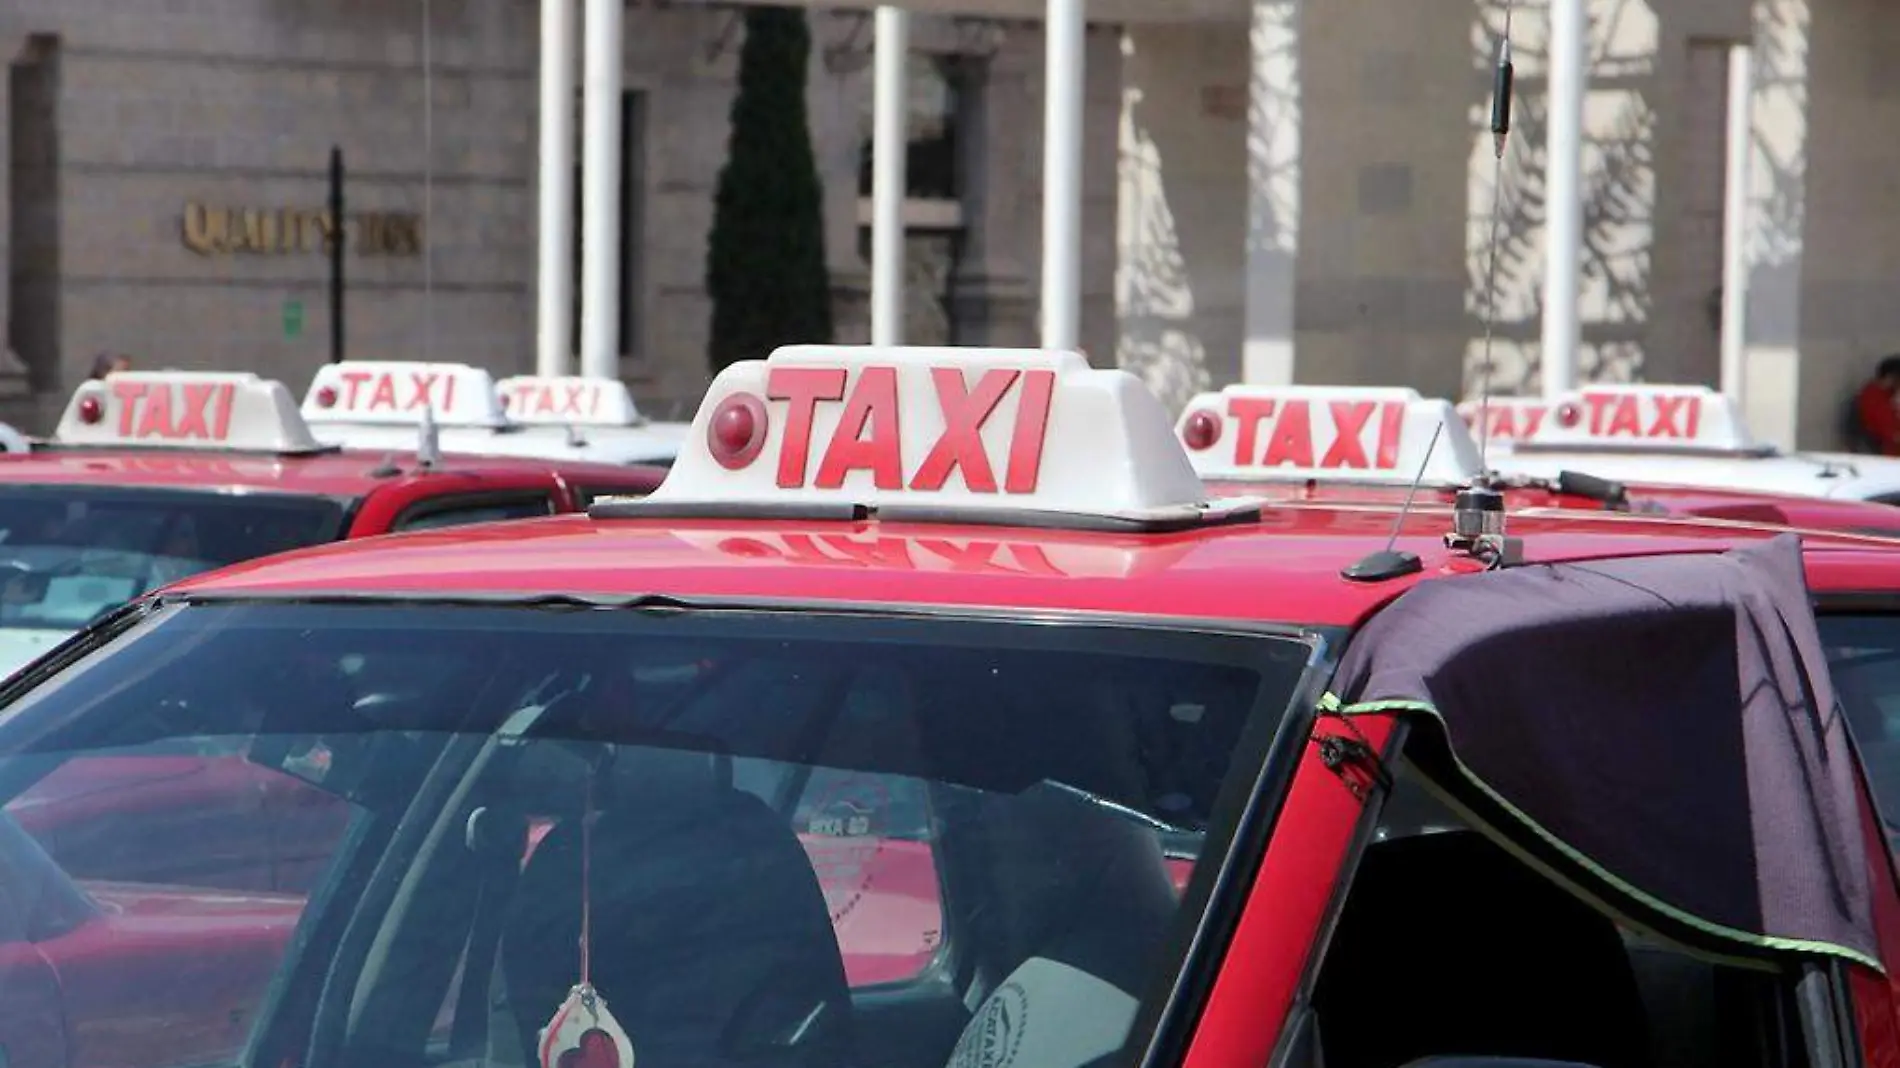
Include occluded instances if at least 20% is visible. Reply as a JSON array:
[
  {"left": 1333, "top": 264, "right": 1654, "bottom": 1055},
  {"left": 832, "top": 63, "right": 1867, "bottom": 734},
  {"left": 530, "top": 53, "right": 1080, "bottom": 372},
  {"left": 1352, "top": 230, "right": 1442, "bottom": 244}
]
[{"left": 1403, "top": 1059, "right": 1605, "bottom": 1068}]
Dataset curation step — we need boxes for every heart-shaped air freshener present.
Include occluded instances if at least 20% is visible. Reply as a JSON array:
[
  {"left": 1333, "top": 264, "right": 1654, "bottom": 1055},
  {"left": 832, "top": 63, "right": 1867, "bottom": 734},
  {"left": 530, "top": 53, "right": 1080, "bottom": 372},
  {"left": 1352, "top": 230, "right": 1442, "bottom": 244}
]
[{"left": 539, "top": 983, "right": 634, "bottom": 1068}]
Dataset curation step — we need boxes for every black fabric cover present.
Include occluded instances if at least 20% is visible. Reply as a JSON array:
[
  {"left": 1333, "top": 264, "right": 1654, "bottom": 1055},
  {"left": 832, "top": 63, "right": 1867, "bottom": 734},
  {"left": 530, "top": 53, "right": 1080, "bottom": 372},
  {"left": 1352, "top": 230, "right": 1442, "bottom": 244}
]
[{"left": 1327, "top": 534, "right": 1880, "bottom": 968}]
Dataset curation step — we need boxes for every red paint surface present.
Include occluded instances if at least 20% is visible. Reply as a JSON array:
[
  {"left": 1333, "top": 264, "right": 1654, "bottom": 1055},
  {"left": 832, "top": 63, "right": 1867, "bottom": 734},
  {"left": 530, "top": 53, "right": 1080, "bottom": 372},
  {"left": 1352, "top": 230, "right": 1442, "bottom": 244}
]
[
  {"left": 165, "top": 502, "right": 1900, "bottom": 631},
  {"left": 1184, "top": 715, "right": 1397, "bottom": 1068}
]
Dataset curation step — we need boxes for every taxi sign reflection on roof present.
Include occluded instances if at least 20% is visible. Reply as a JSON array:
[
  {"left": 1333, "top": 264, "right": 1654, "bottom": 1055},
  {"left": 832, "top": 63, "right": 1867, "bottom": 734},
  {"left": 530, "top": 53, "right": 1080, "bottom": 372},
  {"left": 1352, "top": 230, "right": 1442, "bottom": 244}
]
[
  {"left": 53, "top": 371, "right": 329, "bottom": 454},
  {"left": 496, "top": 375, "right": 642, "bottom": 427},
  {"left": 1176, "top": 385, "right": 1483, "bottom": 486},
  {"left": 600, "top": 345, "right": 1259, "bottom": 530},
  {"left": 1518, "top": 384, "right": 1756, "bottom": 454},
  {"left": 302, "top": 361, "right": 507, "bottom": 428}
]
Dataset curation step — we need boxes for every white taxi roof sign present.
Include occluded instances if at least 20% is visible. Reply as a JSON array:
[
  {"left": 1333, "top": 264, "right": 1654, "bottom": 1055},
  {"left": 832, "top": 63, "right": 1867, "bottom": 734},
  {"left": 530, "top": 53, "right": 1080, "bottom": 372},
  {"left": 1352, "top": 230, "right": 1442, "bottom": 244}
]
[
  {"left": 1457, "top": 396, "right": 1551, "bottom": 452},
  {"left": 609, "top": 345, "right": 1257, "bottom": 530},
  {"left": 1518, "top": 384, "right": 1754, "bottom": 453},
  {"left": 1176, "top": 385, "right": 1484, "bottom": 486},
  {"left": 496, "top": 374, "right": 641, "bottom": 427},
  {"left": 53, "top": 371, "right": 328, "bottom": 454},
  {"left": 302, "top": 360, "right": 506, "bottom": 428}
]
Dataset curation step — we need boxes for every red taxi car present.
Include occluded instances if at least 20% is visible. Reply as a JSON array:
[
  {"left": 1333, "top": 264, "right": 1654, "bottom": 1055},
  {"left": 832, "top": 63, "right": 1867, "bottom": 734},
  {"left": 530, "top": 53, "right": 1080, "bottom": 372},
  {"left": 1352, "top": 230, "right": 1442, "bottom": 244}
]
[
  {"left": 7, "top": 345, "right": 1900, "bottom": 1068},
  {"left": 1175, "top": 383, "right": 1900, "bottom": 538},
  {"left": 0, "top": 369, "right": 664, "bottom": 889}
]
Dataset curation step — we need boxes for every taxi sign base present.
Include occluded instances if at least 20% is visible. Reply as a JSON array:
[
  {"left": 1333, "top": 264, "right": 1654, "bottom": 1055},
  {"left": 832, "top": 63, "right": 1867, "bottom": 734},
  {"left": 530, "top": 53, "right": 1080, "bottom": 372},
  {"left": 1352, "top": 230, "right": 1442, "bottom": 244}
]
[{"left": 592, "top": 495, "right": 1266, "bottom": 535}]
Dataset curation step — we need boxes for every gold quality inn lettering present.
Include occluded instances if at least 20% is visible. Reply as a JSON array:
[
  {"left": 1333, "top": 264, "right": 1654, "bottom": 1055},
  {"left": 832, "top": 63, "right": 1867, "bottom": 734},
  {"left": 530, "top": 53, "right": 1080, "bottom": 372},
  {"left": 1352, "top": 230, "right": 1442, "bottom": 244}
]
[{"left": 181, "top": 202, "right": 424, "bottom": 258}]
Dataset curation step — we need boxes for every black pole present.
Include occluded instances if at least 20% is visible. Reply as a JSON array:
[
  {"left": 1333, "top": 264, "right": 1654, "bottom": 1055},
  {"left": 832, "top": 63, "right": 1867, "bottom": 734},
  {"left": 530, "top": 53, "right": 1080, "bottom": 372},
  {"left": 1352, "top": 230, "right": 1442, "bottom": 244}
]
[{"left": 329, "top": 146, "right": 346, "bottom": 364}]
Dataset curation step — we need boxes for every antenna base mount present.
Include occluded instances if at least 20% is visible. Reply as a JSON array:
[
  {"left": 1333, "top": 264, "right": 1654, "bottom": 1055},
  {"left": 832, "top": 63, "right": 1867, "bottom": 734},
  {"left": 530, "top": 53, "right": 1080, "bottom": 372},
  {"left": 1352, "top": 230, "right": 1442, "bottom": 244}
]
[{"left": 1341, "top": 549, "right": 1425, "bottom": 583}]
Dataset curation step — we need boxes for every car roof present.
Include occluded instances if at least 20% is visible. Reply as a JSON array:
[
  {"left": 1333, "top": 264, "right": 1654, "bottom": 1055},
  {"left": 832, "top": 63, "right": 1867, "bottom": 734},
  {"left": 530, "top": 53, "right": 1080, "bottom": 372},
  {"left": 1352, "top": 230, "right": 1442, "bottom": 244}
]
[
  {"left": 1496, "top": 449, "right": 1900, "bottom": 500},
  {"left": 162, "top": 501, "right": 1900, "bottom": 630},
  {"left": 1200, "top": 475, "right": 1900, "bottom": 538},
  {"left": 0, "top": 446, "right": 666, "bottom": 498}
]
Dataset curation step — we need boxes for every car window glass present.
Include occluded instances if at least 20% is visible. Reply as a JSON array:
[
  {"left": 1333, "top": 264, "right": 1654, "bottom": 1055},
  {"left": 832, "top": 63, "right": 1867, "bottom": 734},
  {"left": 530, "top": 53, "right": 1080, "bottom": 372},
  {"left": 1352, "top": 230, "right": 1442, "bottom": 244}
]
[
  {"left": 0, "top": 738, "right": 364, "bottom": 1068},
  {"left": 1819, "top": 612, "right": 1900, "bottom": 839},
  {"left": 392, "top": 495, "right": 554, "bottom": 533},
  {"left": 0, "top": 602, "right": 1313, "bottom": 1068}
]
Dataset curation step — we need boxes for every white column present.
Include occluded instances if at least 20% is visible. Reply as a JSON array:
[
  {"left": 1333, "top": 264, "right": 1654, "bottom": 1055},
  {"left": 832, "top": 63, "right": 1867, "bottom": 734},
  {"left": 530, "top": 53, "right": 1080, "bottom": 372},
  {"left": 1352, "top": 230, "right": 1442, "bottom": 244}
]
[
  {"left": 1041, "top": 0, "right": 1085, "bottom": 351},
  {"left": 1720, "top": 44, "right": 1753, "bottom": 405},
  {"left": 536, "top": 0, "right": 579, "bottom": 377},
  {"left": 871, "top": 8, "right": 909, "bottom": 347},
  {"left": 579, "top": 0, "right": 624, "bottom": 380},
  {"left": 1540, "top": 0, "right": 1585, "bottom": 399}
]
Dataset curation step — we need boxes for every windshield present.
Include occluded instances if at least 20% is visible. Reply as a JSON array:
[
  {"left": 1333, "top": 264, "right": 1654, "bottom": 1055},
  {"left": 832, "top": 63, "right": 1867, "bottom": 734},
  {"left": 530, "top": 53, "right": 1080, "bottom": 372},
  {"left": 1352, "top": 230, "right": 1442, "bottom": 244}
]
[
  {"left": 0, "top": 487, "right": 345, "bottom": 677},
  {"left": 0, "top": 601, "right": 1314, "bottom": 1068}
]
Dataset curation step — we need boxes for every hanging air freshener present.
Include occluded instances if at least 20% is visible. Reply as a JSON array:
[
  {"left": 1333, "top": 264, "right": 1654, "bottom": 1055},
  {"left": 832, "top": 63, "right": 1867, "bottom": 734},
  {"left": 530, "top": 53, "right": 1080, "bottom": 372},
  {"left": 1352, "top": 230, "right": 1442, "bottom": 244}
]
[
  {"left": 538, "top": 983, "right": 634, "bottom": 1068},
  {"left": 537, "top": 766, "right": 635, "bottom": 1068}
]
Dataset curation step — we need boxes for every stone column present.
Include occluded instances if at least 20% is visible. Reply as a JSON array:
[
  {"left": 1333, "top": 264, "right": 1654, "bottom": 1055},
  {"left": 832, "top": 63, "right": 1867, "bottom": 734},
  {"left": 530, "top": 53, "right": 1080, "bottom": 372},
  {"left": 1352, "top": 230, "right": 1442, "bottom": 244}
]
[
  {"left": 1244, "top": 0, "right": 1299, "bottom": 386},
  {"left": 809, "top": 11, "right": 873, "bottom": 345},
  {"left": 949, "top": 28, "right": 1036, "bottom": 348}
]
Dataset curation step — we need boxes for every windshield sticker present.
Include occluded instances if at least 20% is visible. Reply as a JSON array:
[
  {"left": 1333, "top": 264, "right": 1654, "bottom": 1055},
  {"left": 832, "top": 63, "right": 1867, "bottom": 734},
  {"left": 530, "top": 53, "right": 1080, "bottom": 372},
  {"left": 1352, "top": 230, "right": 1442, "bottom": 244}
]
[{"left": 802, "top": 775, "right": 891, "bottom": 927}]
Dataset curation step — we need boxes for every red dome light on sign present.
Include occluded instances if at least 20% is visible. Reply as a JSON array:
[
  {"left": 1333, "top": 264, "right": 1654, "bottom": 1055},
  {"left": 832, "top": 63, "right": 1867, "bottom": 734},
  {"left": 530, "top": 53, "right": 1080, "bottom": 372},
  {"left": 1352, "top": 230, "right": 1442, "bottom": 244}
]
[
  {"left": 315, "top": 386, "right": 339, "bottom": 409},
  {"left": 1182, "top": 409, "right": 1222, "bottom": 451},
  {"left": 77, "top": 396, "right": 104, "bottom": 425},
  {"left": 1555, "top": 401, "right": 1582, "bottom": 429},
  {"left": 708, "top": 392, "right": 768, "bottom": 470}
]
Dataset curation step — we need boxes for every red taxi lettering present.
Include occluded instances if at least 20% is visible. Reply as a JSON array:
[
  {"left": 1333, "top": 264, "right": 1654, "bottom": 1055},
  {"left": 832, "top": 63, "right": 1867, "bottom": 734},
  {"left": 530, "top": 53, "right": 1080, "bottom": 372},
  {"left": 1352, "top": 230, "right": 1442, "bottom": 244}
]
[
  {"left": 338, "top": 369, "right": 459, "bottom": 414},
  {"left": 1582, "top": 391, "right": 1701, "bottom": 440},
  {"left": 768, "top": 367, "right": 848, "bottom": 487},
  {"left": 1464, "top": 404, "right": 1544, "bottom": 440},
  {"left": 514, "top": 381, "right": 600, "bottom": 419},
  {"left": 911, "top": 368, "right": 1016, "bottom": 493},
  {"left": 766, "top": 365, "right": 1057, "bottom": 494},
  {"left": 1497, "top": 404, "right": 1545, "bottom": 440},
  {"left": 815, "top": 366, "right": 903, "bottom": 490},
  {"left": 110, "top": 381, "right": 237, "bottom": 442},
  {"left": 1227, "top": 398, "right": 1404, "bottom": 470}
]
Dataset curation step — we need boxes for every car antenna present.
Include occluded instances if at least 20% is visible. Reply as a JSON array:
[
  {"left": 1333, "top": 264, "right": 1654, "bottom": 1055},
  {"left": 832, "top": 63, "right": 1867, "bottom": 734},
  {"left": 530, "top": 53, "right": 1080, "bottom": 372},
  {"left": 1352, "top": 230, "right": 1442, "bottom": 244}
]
[
  {"left": 1473, "top": 1, "right": 1515, "bottom": 477},
  {"left": 1343, "top": 3, "right": 1517, "bottom": 582},
  {"left": 417, "top": 403, "right": 442, "bottom": 470},
  {"left": 1341, "top": 422, "right": 1442, "bottom": 582}
]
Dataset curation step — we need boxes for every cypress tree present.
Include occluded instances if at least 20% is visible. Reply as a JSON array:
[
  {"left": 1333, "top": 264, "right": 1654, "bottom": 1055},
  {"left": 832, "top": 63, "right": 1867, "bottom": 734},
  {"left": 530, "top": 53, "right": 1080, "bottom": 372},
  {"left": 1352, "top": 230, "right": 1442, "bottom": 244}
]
[{"left": 706, "top": 6, "right": 834, "bottom": 372}]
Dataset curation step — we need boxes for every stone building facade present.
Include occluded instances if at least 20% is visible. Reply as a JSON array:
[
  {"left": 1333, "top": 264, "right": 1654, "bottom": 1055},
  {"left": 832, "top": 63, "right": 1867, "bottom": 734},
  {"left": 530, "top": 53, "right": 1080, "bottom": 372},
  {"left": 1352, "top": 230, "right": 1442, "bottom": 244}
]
[{"left": 0, "top": 1, "right": 1123, "bottom": 432}]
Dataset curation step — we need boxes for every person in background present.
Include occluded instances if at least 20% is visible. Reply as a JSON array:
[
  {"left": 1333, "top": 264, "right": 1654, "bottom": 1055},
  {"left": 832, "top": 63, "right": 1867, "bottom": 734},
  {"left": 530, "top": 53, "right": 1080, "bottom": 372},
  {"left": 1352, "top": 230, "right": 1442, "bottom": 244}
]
[
  {"left": 1856, "top": 355, "right": 1900, "bottom": 456},
  {"left": 88, "top": 352, "right": 131, "bottom": 380}
]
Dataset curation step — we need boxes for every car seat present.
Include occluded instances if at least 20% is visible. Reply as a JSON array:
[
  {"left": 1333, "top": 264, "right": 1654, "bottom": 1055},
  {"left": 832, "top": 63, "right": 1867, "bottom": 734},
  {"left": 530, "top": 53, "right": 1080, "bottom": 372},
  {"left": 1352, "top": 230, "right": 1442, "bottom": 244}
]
[
  {"left": 1313, "top": 828, "right": 1652, "bottom": 1068},
  {"left": 488, "top": 742, "right": 855, "bottom": 1068},
  {"left": 934, "top": 781, "right": 1181, "bottom": 1068}
]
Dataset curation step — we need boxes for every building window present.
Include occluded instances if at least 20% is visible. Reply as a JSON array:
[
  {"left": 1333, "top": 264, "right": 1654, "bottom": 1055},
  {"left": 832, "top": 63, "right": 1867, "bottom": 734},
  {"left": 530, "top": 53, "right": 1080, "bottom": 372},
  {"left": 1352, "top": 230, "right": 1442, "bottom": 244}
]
[
  {"left": 569, "top": 90, "right": 645, "bottom": 361},
  {"left": 857, "top": 55, "right": 961, "bottom": 201}
]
